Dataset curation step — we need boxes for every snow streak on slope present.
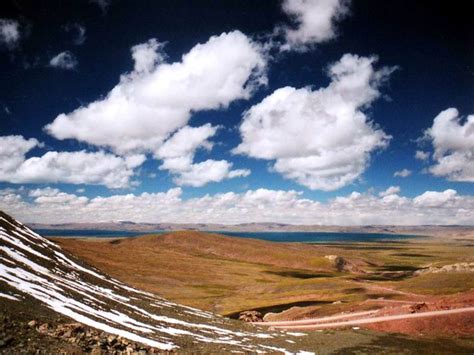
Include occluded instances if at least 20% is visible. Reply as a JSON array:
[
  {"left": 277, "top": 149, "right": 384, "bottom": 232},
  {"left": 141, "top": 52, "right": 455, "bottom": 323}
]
[{"left": 0, "top": 211, "right": 311, "bottom": 353}]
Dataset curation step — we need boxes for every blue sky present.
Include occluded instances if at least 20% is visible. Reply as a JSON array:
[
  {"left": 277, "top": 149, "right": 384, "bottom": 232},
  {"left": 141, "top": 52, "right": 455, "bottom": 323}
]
[{"left": 0, "top": 0, "right": 473, "bottom": 224}]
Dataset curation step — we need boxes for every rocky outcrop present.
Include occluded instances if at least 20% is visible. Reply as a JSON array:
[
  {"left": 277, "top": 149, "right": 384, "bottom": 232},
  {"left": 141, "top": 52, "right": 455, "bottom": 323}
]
[
  {"left": 415, "top": 262, "right": 474, "bottom": 275},
  {"left": 33, "top": 321, "right": 159, "bottom": 354},
  {"left": 238, "top": 311, "right": 263, "bottom": 323},
  {"left": 0, "top": 316, "right": 161, "bottom": 354},
  {"left": 324, "top": 255, "right": 364, "bottom": 273},
  {"left": 409, "top": 303, "right": 428, "bottom": 314}
]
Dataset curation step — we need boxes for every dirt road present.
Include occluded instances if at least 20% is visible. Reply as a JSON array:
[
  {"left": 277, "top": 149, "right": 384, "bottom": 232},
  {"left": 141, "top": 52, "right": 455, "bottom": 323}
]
[
  {"left": 260, "top": 310, "right": 379, "bottom": 326},
  {"left": 257, "top": 307, "right": 474, "bottom": 330}
]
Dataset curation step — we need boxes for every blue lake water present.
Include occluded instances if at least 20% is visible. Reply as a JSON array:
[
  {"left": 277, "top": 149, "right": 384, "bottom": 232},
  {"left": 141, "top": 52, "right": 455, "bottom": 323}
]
[
  {"left": 214, "top": 231, "right": 416, "bottom": 243},
  {"left": 37, "top": 229, "right": 417, "bottom": 243}
]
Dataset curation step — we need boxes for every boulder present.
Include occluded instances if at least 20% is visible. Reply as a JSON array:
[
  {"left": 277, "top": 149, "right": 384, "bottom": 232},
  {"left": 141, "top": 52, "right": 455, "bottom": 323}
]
[
  {"left": 37, "top": 323, "right": 50, "bottom": 334},
  {"left": 410, "top": 303, "right": 429, "bottom": 313},
  {"left": 324, "top": 255, "right": 364, "bottom": 273},
  {"left": 238, "top": 311, "right": 263, "bottom": 322}
]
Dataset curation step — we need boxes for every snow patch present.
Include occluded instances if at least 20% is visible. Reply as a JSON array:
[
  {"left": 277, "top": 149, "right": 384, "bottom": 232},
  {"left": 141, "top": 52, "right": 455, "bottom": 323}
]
[{"left": 0, "top": 291, "right": 19, "bottom": 301}]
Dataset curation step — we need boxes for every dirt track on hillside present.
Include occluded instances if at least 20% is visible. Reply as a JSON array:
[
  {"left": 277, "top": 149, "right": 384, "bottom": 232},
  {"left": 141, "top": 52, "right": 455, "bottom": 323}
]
[{"left": 257, "top": 307, "right": 474, "bottom": 330}]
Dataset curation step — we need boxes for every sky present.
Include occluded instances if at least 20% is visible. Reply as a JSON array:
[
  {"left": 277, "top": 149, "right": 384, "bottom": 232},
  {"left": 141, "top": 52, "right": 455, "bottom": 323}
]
[{"left": 0, "top": 0, "right": 473, "bottom": 225}]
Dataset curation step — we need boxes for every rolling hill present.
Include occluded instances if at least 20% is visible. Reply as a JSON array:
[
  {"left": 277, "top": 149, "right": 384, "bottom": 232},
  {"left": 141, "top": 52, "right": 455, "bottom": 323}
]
[
  {"left": 53, "top": 231, "right": 359, "bottom": 315},
  {"left": 2, "top": 210, "right": 473, "bottom": 353},
  {"left": 0, "top": 210, "right": 315, "bottom": 353}
]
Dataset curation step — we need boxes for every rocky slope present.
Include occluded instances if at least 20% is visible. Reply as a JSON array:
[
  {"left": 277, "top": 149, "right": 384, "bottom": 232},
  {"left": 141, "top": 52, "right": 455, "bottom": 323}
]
[
  {"left": 0, "top": 210, "right": 313, "bottom": 353},
  {"left": 415, "top": 262, "right": 474, "bottom": 274}
]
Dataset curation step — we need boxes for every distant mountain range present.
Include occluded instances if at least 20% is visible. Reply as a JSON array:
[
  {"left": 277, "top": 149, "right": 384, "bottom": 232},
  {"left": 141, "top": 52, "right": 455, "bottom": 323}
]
[{"left": 28, "top": 221, "right": 474, "bottom": 239}]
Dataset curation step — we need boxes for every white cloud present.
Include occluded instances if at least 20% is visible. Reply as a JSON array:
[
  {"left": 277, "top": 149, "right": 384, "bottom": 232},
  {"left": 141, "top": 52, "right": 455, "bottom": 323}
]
[
  {"left": 379, "top": 186, "right": 400, "bottom": 197},
  {"left": 10, "top": 151, "right": 144, "bottom": 188},
  {"left": 64, "top": 23, "right": 86, "bottom": 45},
  {"left": 2, "top": 187, "right": 473, "bottom": 226},
  {"left": 415, "top": 150, "right": 430, "bottom": 161},
  {"left": 280, "top": 0, "right": 350, "bottom": 51},
  {"left": 156, "top": 124, "right": 216, "bottom": 160},
  {"left": 0, "top": 135, "right": 40, "bottom": 173},
  {"left": 235, "top": 54, "right": 394, "bottom": 191},
  {"left": 44, "top": 31, "right": 265, "bottom": 187},
  {"left": 0, "top": 135, "right": 144, "bottom": 188},
  {"left": 171, "top": 160, "right": 250, "bottom": 187},
  {"left": 424, "top": 108, "right": 474, "bottom": 182},
  {"left": 156, "top": 124, "right": 250, "bottom": 187},
  {"left": 0, "top": 18, "right": 21, "bottom": 49},
  {"left": 131, "top": 38, "right": 166, "bottom": 73},
  {"left": 413, "top": 189, "right": 458, "bottom": 208},
  {"left": 49, "top": 51, "right": 78, "bottom": 70},
  {"left": 28, "top": 187, "right": 87, "bottom": 205},
  {"left": 45, "top": 31, "right": 267, "bottom": 157},
  {"left": 394, "top": 169, "right": 411, "bottom": 178},
  {"left": 29, "top": 187, "right": 89, "bottom": 205},
  {"left": 29, "top": 187, "right": 61, "bottom": 197}
]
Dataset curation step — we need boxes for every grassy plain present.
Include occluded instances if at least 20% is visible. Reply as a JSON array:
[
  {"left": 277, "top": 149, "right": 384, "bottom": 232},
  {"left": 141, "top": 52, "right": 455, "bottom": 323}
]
[{"left": 52, "top": 231, "right": 474, "bottom": 317}]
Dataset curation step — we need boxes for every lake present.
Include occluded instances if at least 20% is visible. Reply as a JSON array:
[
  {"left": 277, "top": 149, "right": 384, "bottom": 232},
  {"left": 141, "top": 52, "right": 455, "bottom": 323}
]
[{"left": 36, "top": 229, "right": 417, "bottom": 243}]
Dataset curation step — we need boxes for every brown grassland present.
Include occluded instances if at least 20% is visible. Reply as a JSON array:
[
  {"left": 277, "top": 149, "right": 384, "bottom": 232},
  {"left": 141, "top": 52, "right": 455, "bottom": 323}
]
[{"left": 52, "top": 231, "right": 474, "bottom": 321}]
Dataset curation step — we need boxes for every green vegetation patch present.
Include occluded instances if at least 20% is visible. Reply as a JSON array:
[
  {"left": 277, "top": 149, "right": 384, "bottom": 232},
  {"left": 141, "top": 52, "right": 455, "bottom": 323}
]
[{"left": 395, "top": 272, "right": 474, "bottom": 295}]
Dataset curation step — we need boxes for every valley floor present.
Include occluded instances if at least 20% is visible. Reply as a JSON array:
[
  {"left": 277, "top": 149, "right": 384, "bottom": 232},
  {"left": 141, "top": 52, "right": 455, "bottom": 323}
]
[
  {"left": 52, "top": 230, "right": 474, "bottom": 352},
  {"left": 1, "top": 212, "right": 473, "bottom": 353}
]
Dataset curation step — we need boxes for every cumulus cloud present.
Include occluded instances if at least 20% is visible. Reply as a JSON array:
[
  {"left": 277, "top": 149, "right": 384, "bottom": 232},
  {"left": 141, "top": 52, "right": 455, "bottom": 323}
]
[
  {"left": 131, "top": 38, "right": 166, "bottom": 73},
  {"left": 0, "top": 135, "right": 40, "bottom": 173},
  {"left": 415, "top": 150, "right": 430, "bottom": 161},
  {"left": 9, "top": 151, "right": 144, "bottom": 188},
  {"left": 424, "top": 108, "right": 474, "bottom": 182},
  {"left": 45, "top": 31, "right": 266, "bottom": 156},
  {"left": 2, "top": 186, "right": 473, "bottom": 225},
  {"left": 0, "top": 135, "right": 144, "bottom": 188},
  {"left": 49, "top": 51, "right": 78, "bottom": 70},
  {"left": 29, "top": 187, "right": 89, "bottom": 205},
  {"left": 0, "top": 18, "right": 21, "bottom": 49},
  {"left": 64, "top": 23, "right": 86, "bottom": 45},
  {"left": 155, "top": 124, "right": 216, "bottom": 160},
  {"left": 379, "top": 186, "right": 400, "bottom": 197},
  {"left": 29, "top": 187, "right": 61, "bottom": 198},
  {"left": 413, "top": 189, "right": 458, "bottom": 208},
  {"left": 156, "top": 124, "right": 250, "bottom": 186},
  {"left": 235, "top": 54, "right": 394, "bottom": 191},
  {"left": 171, "top": 160, "right": 250, "bottom": 187},
  {"left": 279, "top": 0, "right": 350, "bottom": 51},
  {"left": 394, "top": 169, "right": 411, "bottom": 178},
  {"left": 44, "top": 31, "right": 265, "bottom": 187}
]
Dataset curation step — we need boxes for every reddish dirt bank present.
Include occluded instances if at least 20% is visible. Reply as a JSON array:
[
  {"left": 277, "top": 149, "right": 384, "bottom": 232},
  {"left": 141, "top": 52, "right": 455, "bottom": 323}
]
[
  {"left": 365, "top": 291, "right": 474, "bottom": 336},
  {"left": 364, "top": 311, "right": 474, "bottom": 337},
  {"left": 268, "top": 307, "right": 474, "bottom": 330},
  {"left": 258, "top": 290, "right": 474, "bottom": 337}
]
